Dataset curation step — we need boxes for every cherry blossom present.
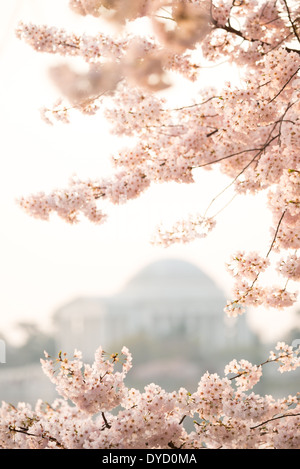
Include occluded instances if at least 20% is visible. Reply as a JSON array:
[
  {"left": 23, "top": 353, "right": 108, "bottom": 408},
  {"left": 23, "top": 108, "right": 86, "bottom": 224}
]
[
  {"left": 15, "top": 0, "right": 300, "bottom": 315},
  {"left": 8, "top": 0, "right": 300, "bottom": 449},
  {"left": 0, "top": 344, "right": 299, "bottom": 449},
  {"left": 152, "top": 214, "right": 216, "bottom": 247}
]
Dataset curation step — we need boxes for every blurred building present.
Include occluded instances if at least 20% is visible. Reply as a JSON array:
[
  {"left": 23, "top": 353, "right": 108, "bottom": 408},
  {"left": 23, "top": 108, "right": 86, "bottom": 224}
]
[
  {"left": 53, "top": 259, "right": 259, "bottom": 391},
  {"left": 54, "top": 259, "right": 256, "bottom": 357},
  {"left": 0, "top": 258, "right": 298, "bottom": 404}
]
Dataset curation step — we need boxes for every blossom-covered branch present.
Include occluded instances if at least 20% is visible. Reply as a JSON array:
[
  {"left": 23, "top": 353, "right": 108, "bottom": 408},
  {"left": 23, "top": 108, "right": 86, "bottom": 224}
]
[
  {"left": 16, "top": 1, "right": 300, "bottom": 314},
  {"left": 1, "top": 343, "right": 299, "bottom": 449}
]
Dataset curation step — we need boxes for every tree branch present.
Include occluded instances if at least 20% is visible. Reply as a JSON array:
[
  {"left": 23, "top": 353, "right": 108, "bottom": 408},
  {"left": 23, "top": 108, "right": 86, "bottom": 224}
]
[
  {"left": 212, "top": 17, "right": 300, "bottom": 56},
  {"left": 9, "top": 426, "right": 65, "bottom": 448},
  {"left": 229, "top": 350, "right": 296, "bottom": 381},
  {"left": 102, "top": 412, "right": 111, "bottom": 429},
  {"left": 282, "top": 0, "right": 300, "bottom": 43},
  {"left": 250, "top": 413, "right": 300, "bottom": 430},
  {"left": 266, "top": 210, "right": 286, "bottom": 257},
  {"left": 268, "top": 68, "right": 300, "bottom": 104}
]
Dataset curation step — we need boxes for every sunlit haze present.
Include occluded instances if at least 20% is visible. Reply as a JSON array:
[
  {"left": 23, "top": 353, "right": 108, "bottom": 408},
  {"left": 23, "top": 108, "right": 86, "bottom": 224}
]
[{"left": 0, "top": 0, "right": 299, "bottom": 344}]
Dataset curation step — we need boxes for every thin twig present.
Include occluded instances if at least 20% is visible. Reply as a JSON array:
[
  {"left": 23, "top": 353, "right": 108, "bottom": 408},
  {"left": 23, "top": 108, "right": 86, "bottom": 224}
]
[
  {"left": 102, "top": 412, "right": 111, "bottom": 429},
  {"left": 165, "top": 96, "right": 220, "bottom": 112},
  {"left": 266, "top": 210, "right": 286, "bottom": 257},
  {"left": 9, "top": 426, "right": 65, "bottom": 448},
  {"left": 268, "top": 68, "right": 300, "bottom": 104},
  {"left": 250, "top": 413, "right": 300, "bottom": 430},
  {"left": 282, "top": 0, "right": 300, "bottom": 43},
  {"left": 229, "top": 351, "right": 296, "bottom": 381},
  {"left": 213, "top": 19, "right": 300, "bottom": 55}
]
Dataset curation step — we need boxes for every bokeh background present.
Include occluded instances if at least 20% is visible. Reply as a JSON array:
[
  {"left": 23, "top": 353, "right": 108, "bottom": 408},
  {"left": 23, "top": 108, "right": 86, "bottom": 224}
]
[{"left": 0, "top": 0, "right": 299, "bottom": 405}]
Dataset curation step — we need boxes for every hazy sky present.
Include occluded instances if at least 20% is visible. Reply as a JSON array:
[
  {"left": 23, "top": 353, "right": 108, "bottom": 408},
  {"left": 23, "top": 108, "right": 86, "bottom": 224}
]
[{"left": 0, "top": 0, "right": 299, "bottom": 344}]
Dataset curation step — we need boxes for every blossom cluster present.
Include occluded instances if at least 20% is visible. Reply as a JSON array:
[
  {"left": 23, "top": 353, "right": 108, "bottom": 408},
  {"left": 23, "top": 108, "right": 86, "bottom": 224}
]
[
  {"left": 224, "top": 359, "right": 263, "bottom": 391},
  {"left": 224, "top": 250, "right": 298, "bottom": 316},
  {"left": 41, "top": 346, "right": 132, "bottom": 414},
  {"left": 269, "top": 341, "right": 300, "bottom": 373},
  {"left": 277, "top": 253, "right": 300, "bottom": 281},
  {"left": 152, "top": 214, "right": 216, "bottom": 247},
  {"left": 16, "top": 0, "right": 300, "bottom": 314},
  {"left": 18, "top": 172, "right": 150, "bottom": 223},
  {"left": 226, "top": 251, "right": 270, "bottom": 282},
  {"left": 0, "top": 343, "right": 299, "bottom": 449}
]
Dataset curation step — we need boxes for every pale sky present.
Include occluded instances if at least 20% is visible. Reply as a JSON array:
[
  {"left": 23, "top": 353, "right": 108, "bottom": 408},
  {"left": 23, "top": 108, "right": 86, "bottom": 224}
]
[{"left": 0, "top": 0, "right": 299, "bottom": 344}]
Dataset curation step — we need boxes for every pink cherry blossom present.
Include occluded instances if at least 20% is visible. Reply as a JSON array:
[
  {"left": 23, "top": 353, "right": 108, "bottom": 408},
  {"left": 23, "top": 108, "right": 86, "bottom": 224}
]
[
  {"left": 1, "top": 344, "right": 299, "bottom": 449},
  {"left": 8, "top": 0, "right": 300, "bottom": 450}
]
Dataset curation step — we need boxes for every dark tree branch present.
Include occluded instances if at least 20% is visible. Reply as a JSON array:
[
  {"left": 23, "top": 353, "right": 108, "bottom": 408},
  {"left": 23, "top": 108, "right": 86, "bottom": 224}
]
[
  {"left": 9, "top": 426, "right": 65, "bottom": 448},
  {"left": 268, "top": 68, "right": 300, "bottom": 104},
  {"left": 102, "top": 412, "right": 112, "bottom": 429},
  {"left": 250, "top": 413, "right": 300, "bottom": 430},
  {"left": 211, "top": 13, "right": 300, "bottom": 56},
  {"left": 266, "top": 210, "right": 286, "bottom": 257},
  {"left": 282, "top": 0, "right": 300, "bottom": 43}
]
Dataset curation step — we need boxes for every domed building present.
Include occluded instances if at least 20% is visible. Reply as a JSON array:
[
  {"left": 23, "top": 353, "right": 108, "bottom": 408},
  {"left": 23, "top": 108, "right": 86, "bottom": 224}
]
[
  {"left": 0, "top": 260, "right": 295, "bottom": 405},
  {"left": 54, "top": 258, "right": 259, "bottom": 390}
]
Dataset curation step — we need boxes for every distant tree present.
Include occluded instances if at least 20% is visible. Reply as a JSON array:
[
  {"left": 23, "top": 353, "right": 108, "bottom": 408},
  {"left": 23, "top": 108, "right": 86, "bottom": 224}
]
[{"left": 3, "top": 322, "right": 55, "bottom": 367}]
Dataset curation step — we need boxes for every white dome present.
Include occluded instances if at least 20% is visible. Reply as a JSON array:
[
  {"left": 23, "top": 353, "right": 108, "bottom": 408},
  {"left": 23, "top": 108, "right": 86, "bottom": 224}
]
[{"left": 118, "top": 258, "right": 225, "bottom": 302}]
